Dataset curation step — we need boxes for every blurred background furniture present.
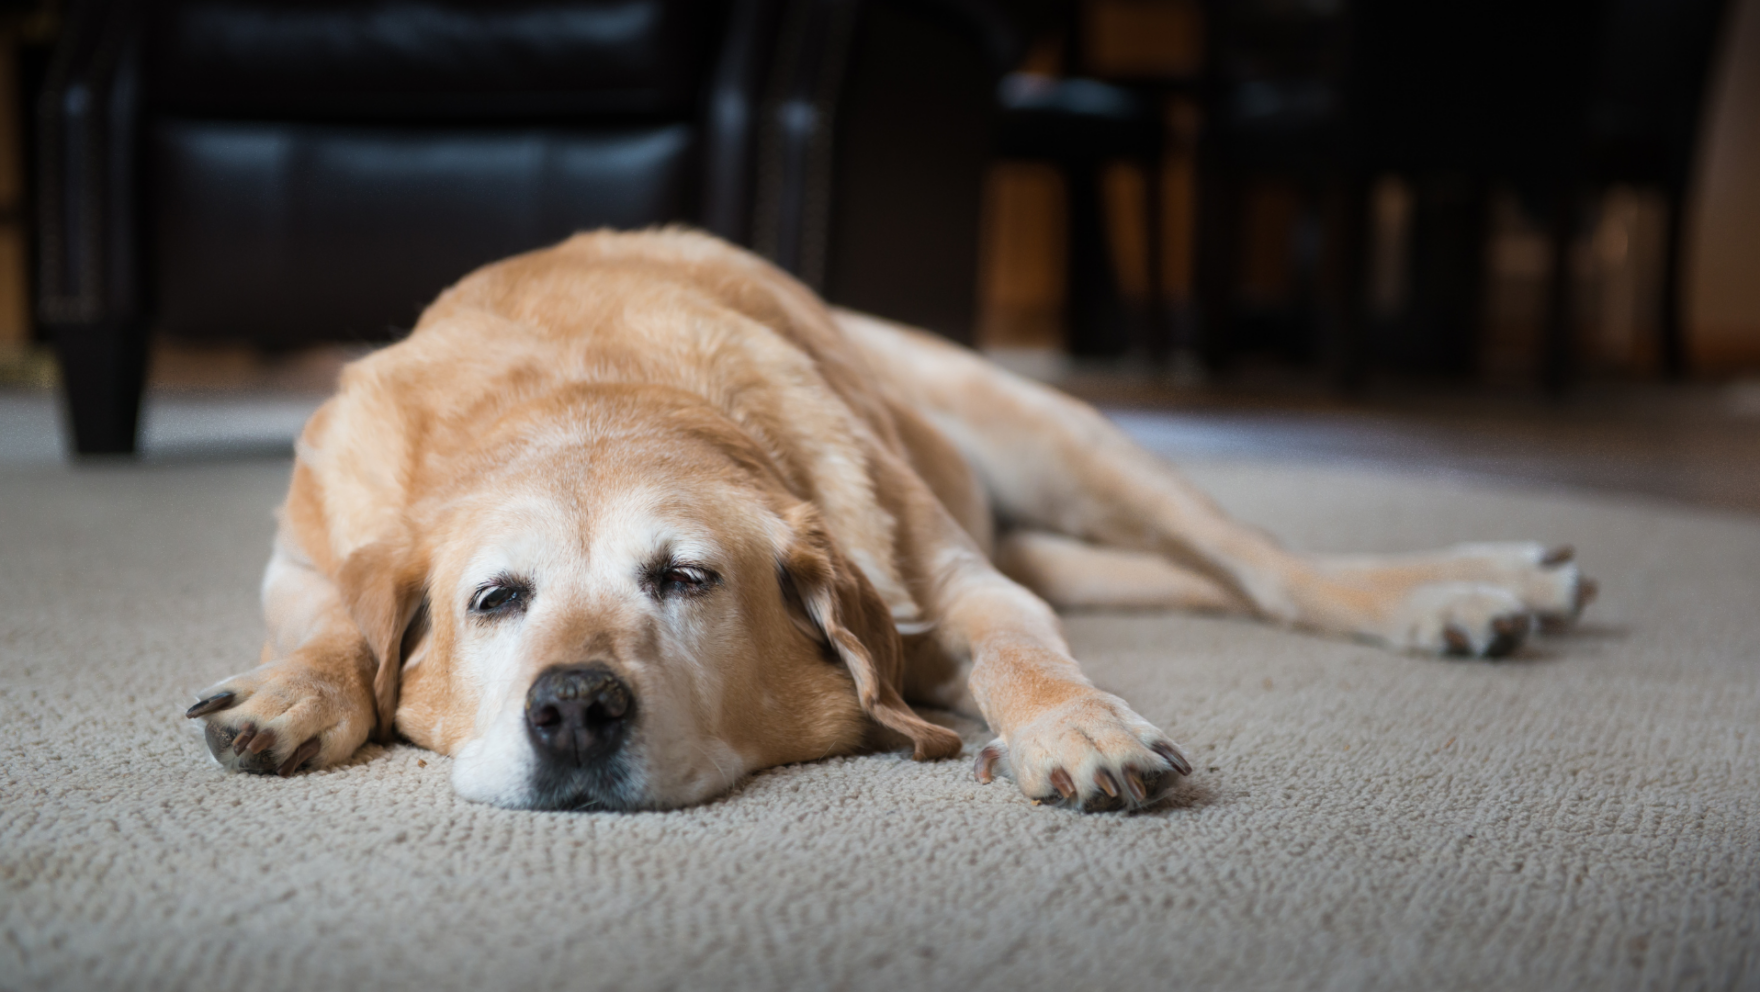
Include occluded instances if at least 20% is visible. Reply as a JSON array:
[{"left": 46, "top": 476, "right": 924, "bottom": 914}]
[
  {"left": 795, "top": 0, "right": 1031, "bottom": 341},
  {"left": 39, "top": 0, "right": 750, "bottom": 453},
  {"left": 0, "top": 0, "right": 53, "bottom": 388},
  {"left": 976, "top": 0, "right": 1734, "bottom": 391},
  {"left": 36, "top": 0, "right": 1030, "bottom": 454},
  {"left": 994, "top": 33, "right": 1168, "bottom": 357},
  {"left": 1190, "top": 0, "right": 1354, "bottom": 375},
  {"left": 1191, "top": 0, "right": 1732, "bottom": 389},
  {"left": 1341, "top": 0, "right": 1611, "bottom": 387},
  {"left": 1192, "top": 0, "right": 1616, "bottom": 381},
  {"left": 1575, "top": 0, "right": 1733, "bottom": 384},
  {"left": 27, "top": 0, "right": 1752, "bottom": 455},
  {"left": 988, "top": 0, "right": 1210, "bottom": 360}
]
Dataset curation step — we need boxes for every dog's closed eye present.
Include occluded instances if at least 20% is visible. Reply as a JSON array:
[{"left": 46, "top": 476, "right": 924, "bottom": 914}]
[
  {"left": 470, "top": 578, "right": 531, "bottom": 617},
  {"left": 646, "top": 562, "right": 718, "bottom": 600}
]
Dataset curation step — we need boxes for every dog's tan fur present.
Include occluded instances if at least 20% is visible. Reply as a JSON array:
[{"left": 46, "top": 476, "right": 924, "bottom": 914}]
[{"left": 188, "top": 229, "right": 1593, "bottom": 810}]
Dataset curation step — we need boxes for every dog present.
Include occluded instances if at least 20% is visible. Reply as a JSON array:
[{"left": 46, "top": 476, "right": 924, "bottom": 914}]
[{"left": 185, "top": 229, "right": 1595, "bottom": 811}]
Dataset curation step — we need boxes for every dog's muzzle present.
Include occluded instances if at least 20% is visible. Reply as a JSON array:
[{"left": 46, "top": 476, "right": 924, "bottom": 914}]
[{"left": 524, "top": 664, "right": 634, "bottom": 770}]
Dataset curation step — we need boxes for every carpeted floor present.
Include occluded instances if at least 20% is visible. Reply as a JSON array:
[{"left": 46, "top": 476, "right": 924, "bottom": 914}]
[{"left": 1, "top": 454, "right": 1756, "bottom": 992}]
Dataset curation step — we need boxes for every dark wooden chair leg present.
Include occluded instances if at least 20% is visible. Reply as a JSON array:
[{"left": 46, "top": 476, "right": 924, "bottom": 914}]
[
  {"left": 1327, "top": 173, "right": 1370, "bottom": 392},
  {"left": 1193, "top": 159, "right": 1240, "bottom": 373},
  {"left": 1657, "top": 186, "right": 1688, "bottom": 378},
  {"left": 1540, "top": 183, "right": 1576, "bottom": 396},
  {"left": 51, "top": 320, "right": 149, "bottom": 456},
  {"left": 1142, "top": 149, "right": 1170, "bottom": 363},
  {"left": 1064, "top": 160, "right": 1130, "bottom": 358}
]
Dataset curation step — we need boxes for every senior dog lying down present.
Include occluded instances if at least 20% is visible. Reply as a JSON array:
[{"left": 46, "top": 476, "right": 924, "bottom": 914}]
[{"left": 186, "top": 229, "right": 1595, "bottom": 811}]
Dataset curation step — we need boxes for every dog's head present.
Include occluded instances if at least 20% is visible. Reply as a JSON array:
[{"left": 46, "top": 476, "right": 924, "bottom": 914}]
[{"left": 344, "top": 385, "right": 959, "bottom": 810}]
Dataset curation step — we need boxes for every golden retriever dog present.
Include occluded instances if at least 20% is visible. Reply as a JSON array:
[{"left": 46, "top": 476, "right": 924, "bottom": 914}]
[{"left": 185, "top": 229, "right": 1594, "bottom": 811}]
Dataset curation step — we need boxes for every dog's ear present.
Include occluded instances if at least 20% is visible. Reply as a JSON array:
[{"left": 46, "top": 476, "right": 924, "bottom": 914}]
[
  {"left": 777, "top": 504, "right": 962, "bottom": 761},
  {"left": 336, "top": 538, "right": 427, "bottom": 744}
]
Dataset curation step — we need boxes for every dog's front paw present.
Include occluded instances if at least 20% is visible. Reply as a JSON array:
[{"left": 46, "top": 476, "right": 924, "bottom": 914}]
[
  {"left": 184, "top": 658, "right": 374, "bottom": 776},
  {"left": 973, "top": 692, "right": 1192, "bottom": 811}
]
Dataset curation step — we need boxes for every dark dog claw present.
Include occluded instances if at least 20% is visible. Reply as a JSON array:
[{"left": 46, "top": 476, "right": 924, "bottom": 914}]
[
  {"left": 1123, "top": 769, "right": 1148, "bottom": 803},
  {"left": 1049, "top": 767, "right": 1077, "bottom": 801},
  {"left": 1095, "top": 769, "right": 1120, "bottom": 798},
  {"left": 231, "top": 724, "right": 257, "bottom": 755},
  {"left": 185, "top": 692, "right": 236, "bottom": 718},
  {"left": 973, "top": 743, "right": 1003, "bottom": 784},
  {"left": 1541, "top": 544, "right": 1576, "bottom": 567},
  {"left": 1152, "top": 741, "right": 1193, "bottom": 776},
  {"left": 277, "top": 737, "right": 321, "bottom": 778},
  {"left": 1486, "top": 615, "right": 1530, "bottom": 658},
  {"left": 247, "top": 728, "right": 277, "bottom": 755},
  {"left": 1442, "top": 625, "right": 1473, "bottom": 655}
]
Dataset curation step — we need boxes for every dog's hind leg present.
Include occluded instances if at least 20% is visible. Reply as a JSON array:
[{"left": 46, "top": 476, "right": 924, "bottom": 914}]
[
  {"left": 840, "top": 311, "right": 1592, "bottom": 656},
  {"left": 993, "top": 529, "right": 1246, "bottom": 613}
]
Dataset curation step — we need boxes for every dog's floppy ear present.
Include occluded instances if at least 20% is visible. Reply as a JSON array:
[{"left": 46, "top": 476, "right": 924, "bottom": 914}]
[
  {"left": 777, "top": 504, "right": 962, "bottom": 761},
  {"left": 336, "top": 538, "right": 427, "bottom": 744}
]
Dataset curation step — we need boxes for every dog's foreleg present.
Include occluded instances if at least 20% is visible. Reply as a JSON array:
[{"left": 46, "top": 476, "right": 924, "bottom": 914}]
[
  {"left": 890, "top": 471, "right": 1192, "bottom": 810},
  {"left": 936, "top": 557, "right": 1194, "bottom": 808}
]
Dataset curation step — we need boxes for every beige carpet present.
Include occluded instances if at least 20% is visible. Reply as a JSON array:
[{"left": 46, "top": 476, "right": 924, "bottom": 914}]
[{"left": 1, "top": 456, "right": 1756, "bottom": 992}]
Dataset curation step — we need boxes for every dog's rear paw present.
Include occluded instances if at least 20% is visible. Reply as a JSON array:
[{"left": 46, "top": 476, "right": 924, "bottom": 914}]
[
  {"left": 1449, "top": 541, "right": 1596, "bottom": 630},
  {"left": 974, "top": 692, "right": 1191, "bottom": 811},
  {"left": 1331, "top": 542, "right": 1597, "bottom": 656},
  {"left": 1386, "top": 582, "right": 1536, "bottom": 658},
  {"left": 185, "top": 659, "right": 373, "bottom": 776}
]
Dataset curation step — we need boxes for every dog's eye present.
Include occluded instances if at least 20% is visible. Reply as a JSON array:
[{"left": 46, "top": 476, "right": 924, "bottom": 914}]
[
  {"left": 650, "top": 564, "right": 716, "bottom": 599},
  {"left": 471, "top": 583, "right": 528, "bottom": 615}
]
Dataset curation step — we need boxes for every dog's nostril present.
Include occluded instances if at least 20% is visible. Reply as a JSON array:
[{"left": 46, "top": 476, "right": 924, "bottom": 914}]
[{"left": 524, "top": 664, "right": 634, "bottom": 767}]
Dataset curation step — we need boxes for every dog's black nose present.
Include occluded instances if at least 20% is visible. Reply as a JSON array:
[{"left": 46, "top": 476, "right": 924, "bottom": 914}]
[{"left": 525, "top": 665, "right": 634, "bottom": 767}]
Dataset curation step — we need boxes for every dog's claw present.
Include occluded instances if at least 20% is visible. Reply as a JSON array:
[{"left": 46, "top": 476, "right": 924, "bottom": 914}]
[
  {"left": 277, "top": 738, "right": 321, "bottom": 778},
  {"left": 1152, "top": 740, "right": 1193, "bottom": 776},
  {"left": 1442, "top": 625, "right": 1472, "bottom": 656},
  {"left": 1049, "top": 768, "right": 1076, "bottom": 801},
  {"left": 231, "top": 724, "right": 257, "bottom": 756},
  {"left": 246, "top": 727, "right": 277, "bottom": 755},
  {"left": 1543, "top": 575, "right": 1599, "bottom": 634},
  {"left": 1123, "top": 768, "right": 1148, "bottom": 803},
  {"left": 973, "top": 742, "right": 1003, "bottom": 784},
  {"left": 185, "top": 692, "right": 235, "bottom": 719},
  {"left": 1095, "top": 769, "right": 1120, "bottom": 798},
  {"left": 1486, "top": 614, "right": 1530, "bottom": 658},
  {"left": 1541, "top": 544, "right": 1576, "bottom": 567}
]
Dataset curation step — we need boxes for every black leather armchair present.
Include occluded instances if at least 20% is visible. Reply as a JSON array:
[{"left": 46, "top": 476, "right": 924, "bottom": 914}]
[
  {"left": 39, "top": 0, "right": 791, "bottom": 453},
  {"left": 40, "top": 0, "right": 1023, "bottom": 456}
]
